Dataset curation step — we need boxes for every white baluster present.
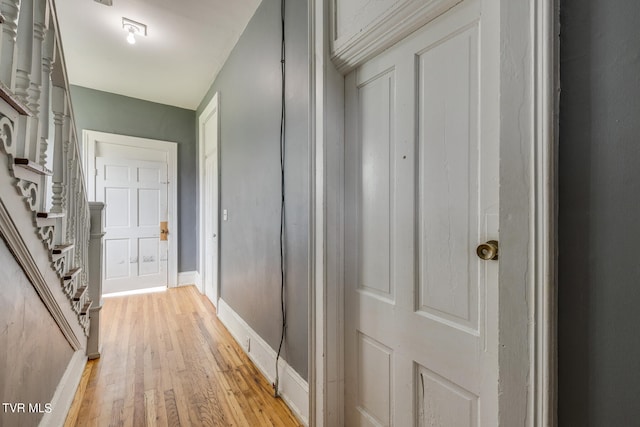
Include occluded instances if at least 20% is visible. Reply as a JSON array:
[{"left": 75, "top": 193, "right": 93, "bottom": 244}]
[
  {"left": 0, "top": 0, "right": 20, "bottom": 88},
  {"left": 50, "top": 82, "right": 66, "bottom": 267},
  {"left": 38, "top": 24, "right": 54, "bottom": 213},
  {"left": 50, "top": 84, "right": 63, "bottom": 208},
  {"left": 28, "top": 0, "right": 45, "bottom": 113},
  {"left": 16, "top": 0, "right": 45, "bottom": 164},
  {"left": 62, "top": 100, "right": 71, "bottom": 236},
  {"left": 37, "top": 10, "right": 52, "bottom": 167},
  {"left": 84, "top": 204, "right": 90, "bottom": 283},
  {"left": 14, "top": 0, "right": 31, "bottom": 103},
  {"left": 13, "top": 0, "right": 39, "bottom": 161},
  {"left": 65, "top": 113, "right": 77, "bottom": 272},
  {"left": 72, "top": 158, "right": 80, "bottom": 270}
]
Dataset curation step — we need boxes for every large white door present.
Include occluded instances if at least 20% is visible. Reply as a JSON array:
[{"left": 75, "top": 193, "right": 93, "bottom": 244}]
[
  {"left": 344, "top": 1, "right": 499, "bottom": 425},
  {"left": 202, "top": 104, "right": 219, "bottom": 307},
  {"left": 96, "top": 157, "right": 168, "bottom": 294}
]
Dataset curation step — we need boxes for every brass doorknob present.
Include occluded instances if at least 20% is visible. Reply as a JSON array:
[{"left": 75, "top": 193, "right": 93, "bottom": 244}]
[{"left": 476, "top": 240, "right": 499, "bottom": 260}]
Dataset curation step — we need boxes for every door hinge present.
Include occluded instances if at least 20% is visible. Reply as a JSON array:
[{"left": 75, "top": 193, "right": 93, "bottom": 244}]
[{"left": 95, "top": 169, "right": 99, "bottom": 177}]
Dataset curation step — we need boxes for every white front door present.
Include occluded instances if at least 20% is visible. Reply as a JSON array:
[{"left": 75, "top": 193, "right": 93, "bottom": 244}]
[
  {"left": 344, "top": 1, "right": 499, "bottom": 425},
  {"left": 96, "top": 157, "right": 169, "bottom": 294}
]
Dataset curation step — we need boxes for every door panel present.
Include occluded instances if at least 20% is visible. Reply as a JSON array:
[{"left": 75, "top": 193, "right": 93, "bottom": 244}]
[
  {"left": 345, "top": 1, "right": 498, "bottom": 425},
  {"left": 358, "top": 69, "right": 394, "bottom": 300},
  {"left": 356, "top": 332, "right": 393, "bottom": 426},
  {"left": 138, "top": 189, "right": 160, "bottom": 227},
  {"left": 105, "top": 239, "right": 129, "bottom": 279},
  {"left": 97, "top": 157, "right": 168, "bottom": 294},
  {"left": 104, "top": 188, "right": 129, "bottom": 227},
  {"left": 138, "top": 237, "right": 160, "bottom": 276},
  {"left": 417, "top": 25, "right": 479, "bottom": 330},
  {"left": 416, "top": 364, "right": 478, "bottom": 427},
  {"left": 104, "top": 164, "right": 129, "bottom": 181}
]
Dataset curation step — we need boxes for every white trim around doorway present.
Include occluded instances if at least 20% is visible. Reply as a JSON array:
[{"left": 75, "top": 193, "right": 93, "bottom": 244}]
[
  {"left": 82, "top": 130, "right": 179, "bottom": 288},
  {"left": 532, "top": 0, "right": 559, "bottom": 424}
]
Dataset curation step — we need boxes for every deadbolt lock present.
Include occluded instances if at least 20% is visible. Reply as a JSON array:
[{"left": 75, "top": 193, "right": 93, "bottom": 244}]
[{"left": 476, "top": 240, "right": 499, "bottom": 261}]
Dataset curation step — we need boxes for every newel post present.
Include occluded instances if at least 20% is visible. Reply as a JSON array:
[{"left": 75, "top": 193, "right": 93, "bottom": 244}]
[{"left": 87, "top": 201, "right": 105, "bottom": 359}]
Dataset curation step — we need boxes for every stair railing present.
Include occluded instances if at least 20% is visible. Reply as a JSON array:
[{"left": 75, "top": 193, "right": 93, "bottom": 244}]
[{"left": 0, "top": 0, "right": 102, "bottom": 346}]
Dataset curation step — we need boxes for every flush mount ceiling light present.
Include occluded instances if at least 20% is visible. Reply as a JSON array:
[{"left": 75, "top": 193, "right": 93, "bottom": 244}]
[{"left": 122, "top": 17, "right": 147, "bottom": 45}]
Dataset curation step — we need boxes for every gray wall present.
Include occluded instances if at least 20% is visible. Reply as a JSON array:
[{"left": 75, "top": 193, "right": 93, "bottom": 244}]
[
  {"left": 559, "top": 0, "right": 640, "bottom": 424},
  {"left": 196, "top": 0, "right": 309, "bottom": 378},
  {"left": 70, "top": 86, "right": 197, "bottom": 272},
  {"left": 0, "top": 237, "right": 74, "bottom": 427}
]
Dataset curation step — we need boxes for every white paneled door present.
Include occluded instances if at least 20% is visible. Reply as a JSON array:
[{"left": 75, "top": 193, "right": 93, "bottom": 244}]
[
  {"left": 201, "top": 94, "right": 219, "bottom": 308},
  {"left": 96, "top": 157, "right": 168, "bottom": 294},
  {"left": 204, "top": 152, "right": 219, "bottom": 306},
  {"left": 344, "top": 1, "right": 500, "bottom": 426}
]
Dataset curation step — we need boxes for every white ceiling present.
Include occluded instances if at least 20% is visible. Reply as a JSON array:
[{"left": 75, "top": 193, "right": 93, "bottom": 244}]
[{"left": 55, "top": 0, "right": 261, "bottom": 110}]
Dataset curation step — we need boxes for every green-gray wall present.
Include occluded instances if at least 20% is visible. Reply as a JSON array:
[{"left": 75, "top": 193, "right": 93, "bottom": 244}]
[
  {"left": 70, "top": 86, "right": 197, "bottom": 273},
  {"left": 559, "top": 0, "right": 640, "bottom": 424},
  {"left": 197, "top": 0, "right": 309, "bottom": 379},
  {"left": 0, "top": 237, "right": 74, "bottom": 427}
]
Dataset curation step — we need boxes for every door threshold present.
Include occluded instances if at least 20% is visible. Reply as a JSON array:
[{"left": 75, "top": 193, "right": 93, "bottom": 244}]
[{"left": 103, "top": 286, "right": 167, "bottom": 298}]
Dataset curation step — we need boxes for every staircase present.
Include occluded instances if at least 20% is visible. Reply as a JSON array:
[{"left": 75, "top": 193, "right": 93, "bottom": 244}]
[{"left": 0, "top": 0, "right": 103, "bottom": 353}]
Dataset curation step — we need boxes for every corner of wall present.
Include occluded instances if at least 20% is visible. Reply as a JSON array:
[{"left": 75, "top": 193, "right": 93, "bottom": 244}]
[{"left": 178, "top": 271, "right": 201, "bottom": 288}]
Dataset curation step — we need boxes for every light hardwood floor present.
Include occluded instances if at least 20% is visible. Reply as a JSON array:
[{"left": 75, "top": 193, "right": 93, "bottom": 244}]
[{"left": 64, "top": 285, "right": 302, "bottom": 426}]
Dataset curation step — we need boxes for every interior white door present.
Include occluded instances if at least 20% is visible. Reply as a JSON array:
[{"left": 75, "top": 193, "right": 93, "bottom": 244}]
[
  {"left": 204, "top": 153, "right": 219, "bottom": 306},
  {"left": 344, "top": 1, "right": 499, "bottom": 426},
  {"left": 202, "top": 105, "right": 219, "bottom": 307},
  {"left": 96, "top": 157, "right": 168, "bottom": 294}
]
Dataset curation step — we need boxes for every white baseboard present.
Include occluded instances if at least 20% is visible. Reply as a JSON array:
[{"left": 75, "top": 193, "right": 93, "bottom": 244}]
[
  {"left": 178, "top": 271, "right": 201, "bottom": 287},
  {"left": 39, "top": 350, "right": 87, "bottom": 427},
  {"left": 217, "top": 299, "right": 309, "bottom": 426}
]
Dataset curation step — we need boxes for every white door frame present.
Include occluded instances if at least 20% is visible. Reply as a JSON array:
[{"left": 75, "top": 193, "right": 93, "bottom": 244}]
[
  {"left": 83, "top": 130, "right": 179, "bottom": 288},
  {"left": 198, "top": 92, "right": 220, "bottom": 304},
  {"left": 308, "top": 0, "right": 558, "bottom": 425}
]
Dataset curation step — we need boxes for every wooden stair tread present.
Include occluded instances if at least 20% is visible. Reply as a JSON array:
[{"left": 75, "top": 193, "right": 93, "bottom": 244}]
[
  {"left": 73, "top": 285, "right": 87, "bottom": 301},
  {"left": 80, "top": 300, "right": 92, "bottom": 315},
  {"left": 52, "top": 243, "right": 74, "bottom": 255},
  {"left": 14, "top": 158, "right": 53, "bottom": 176},
  {"left": 0, "top": 81, "right": 32, "bottom": 116},
  {"left": 37, "top": 211, "right": 65, "bottom": 219},
  {"left": 64, "top": 267, "right": 82, "bottom": 281}
]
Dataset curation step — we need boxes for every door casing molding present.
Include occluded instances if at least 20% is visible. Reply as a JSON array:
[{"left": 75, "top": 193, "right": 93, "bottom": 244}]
[
  {"left": 83, "top": 130, "right": 179, "bottom": 288},
  {"left": 198, "top": 92, "right": 221, "bottom": 306},
  {"left": 308, "top": 0, "right": 558, "bottom": 425}
]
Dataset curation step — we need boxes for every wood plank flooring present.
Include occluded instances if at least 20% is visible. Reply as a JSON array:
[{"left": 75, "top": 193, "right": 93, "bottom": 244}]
[{"left": 64, "top": 286, "right": 302, "bottom": 427}]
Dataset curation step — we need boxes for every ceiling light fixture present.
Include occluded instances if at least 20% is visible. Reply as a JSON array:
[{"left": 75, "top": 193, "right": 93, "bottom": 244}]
[
  {"left": 122, "top": 17, "right": 147, "bottom": 45},
  {"left": 126, "top": 28, "right": 136, "bottom": 44}
]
